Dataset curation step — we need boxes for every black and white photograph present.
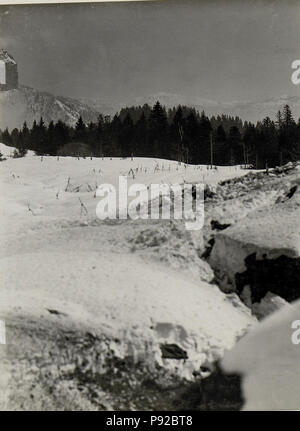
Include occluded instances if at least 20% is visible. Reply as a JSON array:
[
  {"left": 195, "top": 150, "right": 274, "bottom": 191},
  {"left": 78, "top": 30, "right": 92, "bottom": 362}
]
[{"left": 0, "top": 0, "right": 300, "bottom": 413}]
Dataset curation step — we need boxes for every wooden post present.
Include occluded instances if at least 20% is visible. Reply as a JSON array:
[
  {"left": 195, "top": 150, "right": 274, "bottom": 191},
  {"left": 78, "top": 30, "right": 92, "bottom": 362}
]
[
  {"left": 243, "top": 142, "right": 247, "bottom": 169},
  {"left": 210, "top": 131, "right": 213, "bottom": 169},
  {"left": 178, "top": 124, "right": 183, "bottom": 163}
]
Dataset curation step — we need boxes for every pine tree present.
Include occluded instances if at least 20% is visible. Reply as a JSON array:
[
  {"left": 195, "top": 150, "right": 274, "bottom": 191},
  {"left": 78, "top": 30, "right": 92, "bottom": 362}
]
[
  {"left": 30, "top": 118, "right": 47, "bottom": 154},
  {"left": 214, "top": 125, "right": 227, "bottom": 165},
  {"left": 243, "top": 123, "right": 257, "bottom": 166},
  {"left": 109, "top": 114, "right": 122, "bottom": 156},
  {"left": 2, "top": 101, "right": 298, "bottom": 166},
  {"left": 34, "top": 117, "right": 48, "bottom": 155},
  {"left": 171, "top": 106, "right": 185, "bottom": 162},
  {"left": 134, "top": 112, "right": 148, "bottom": 157},
  {"left": 11, "top": 128, "right": 21, "bottom": 148},
  {"left": 184, "top": 111, "right": 199, "bottom": 164},
  {"left": 198, "top": 112, "right": 212, "bottom": 164},
  {"left": 74, "top": 116, "right": 86, "bottom": 143},
  {"left": 120, "top": 113, "right": 134, "bottom": 157},
  {"left": 149, "top": 101, "right": 168, "bottom": 158},
  {"left": 277, "top": 105, "right": 297, "bottom": 164},
  {"left": 86, "top": 122, "right": 98, "bottom": 154},
  {"left": 227, "top": 126, "right": 242, "bottom": 165},
  {"left": 1, "top": 128, "right": 12, "bottom": 146},
  {"left": 96, "top": 115, "right": 104, "bottom": 157},
  {"left": 53, "top": 120, "right": 70, "bottom": 154},
  {"left": 20, "top": 122, "right": 30, "bottom": 151},
  {"left": 258, "top": 117, "right": 278, "bottom": 167}
]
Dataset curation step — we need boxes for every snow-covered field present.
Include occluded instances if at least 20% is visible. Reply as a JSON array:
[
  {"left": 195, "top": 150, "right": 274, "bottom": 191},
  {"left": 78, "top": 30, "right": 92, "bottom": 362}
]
[
  {"left": 1, "top": 143, "right": 299, "bottom": 411},
  {"left": 0, "top": 144, "right": 259, "bottom": 409},
  {"left": 0, "top": 148, "right": 254, "bottom": 237}
]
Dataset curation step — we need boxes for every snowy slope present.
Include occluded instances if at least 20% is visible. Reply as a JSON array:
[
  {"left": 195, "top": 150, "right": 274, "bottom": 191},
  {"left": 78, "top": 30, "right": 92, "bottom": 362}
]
[
  {"left": 0, "top": 251, "right": 254, "bottom": 378},
  {"left": 0, "top": 147, "right": 257, "bottom": 409},
  {"left": 0, "top": 143, "right": 15, "bottom": 158},
  {"left": 0, "top": 149, "right": 252, "bottom": 232},
  {"left": 0, "top": 142, "right": 35, "bottom": 158}
]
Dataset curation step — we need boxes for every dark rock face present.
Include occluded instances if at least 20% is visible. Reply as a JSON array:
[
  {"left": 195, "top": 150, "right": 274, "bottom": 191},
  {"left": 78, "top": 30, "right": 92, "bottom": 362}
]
[
  {"left": 0, "top": 50, "right": 18, "bottom": 91},
  {"left": 236, "top": 253, "right": 300, "bottom": 303}
]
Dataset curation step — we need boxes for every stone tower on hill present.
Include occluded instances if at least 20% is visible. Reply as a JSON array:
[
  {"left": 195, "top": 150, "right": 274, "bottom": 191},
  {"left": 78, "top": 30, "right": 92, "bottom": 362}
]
[{"left": 0, "top": 50, "right": 18, "bottom": 91}]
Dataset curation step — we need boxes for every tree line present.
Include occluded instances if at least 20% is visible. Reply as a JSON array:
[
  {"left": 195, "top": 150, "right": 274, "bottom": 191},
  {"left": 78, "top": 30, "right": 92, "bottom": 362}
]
[{"left": 1, "top": 101, "right": 300, "bottom": 168}]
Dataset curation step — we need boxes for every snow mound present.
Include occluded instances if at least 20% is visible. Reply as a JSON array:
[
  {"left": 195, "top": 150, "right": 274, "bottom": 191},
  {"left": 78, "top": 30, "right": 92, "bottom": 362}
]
[
  {"left": 222, "top": 299, "right": 300, "bottom": 410},
  {"left": 0, "top": 251, "right": 255, "bottom": 379},
  {"left": 252, "top": 292, "right": 291, "bottom": 320},
  {"left": 209, "top": 164, "right": 300, "bottom": 301},
  {"left": 0, "top": 143, "right": 34, "bottom": 158}
]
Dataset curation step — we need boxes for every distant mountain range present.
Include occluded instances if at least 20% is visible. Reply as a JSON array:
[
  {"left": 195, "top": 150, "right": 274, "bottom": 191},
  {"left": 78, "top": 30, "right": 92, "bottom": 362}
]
[
  {"left": 87, "top": 92, "right": 300, "bottom": 123},
  {"left": 1, "top": 85, "right": 299, "bottom": 131},
  {"left": 129, "top": 92, "right": 300, "bottom": 123}
]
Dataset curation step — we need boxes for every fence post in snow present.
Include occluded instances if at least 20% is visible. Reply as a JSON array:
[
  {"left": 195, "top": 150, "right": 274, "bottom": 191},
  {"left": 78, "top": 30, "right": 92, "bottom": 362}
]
[{"left": 0, "top": 320, "right": 6, "bottom": 344}]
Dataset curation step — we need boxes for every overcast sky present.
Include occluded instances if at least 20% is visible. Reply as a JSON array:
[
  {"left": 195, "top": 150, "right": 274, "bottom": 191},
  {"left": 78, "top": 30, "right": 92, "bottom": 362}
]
[{"left": 0, "top": 0, "right": 299, "bottom": 104}]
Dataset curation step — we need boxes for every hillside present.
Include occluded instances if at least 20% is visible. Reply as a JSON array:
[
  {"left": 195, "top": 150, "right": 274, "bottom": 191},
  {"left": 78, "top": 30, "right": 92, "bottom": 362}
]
[{"left": 0, "top": 85, "right": 101, "bottom": 130}]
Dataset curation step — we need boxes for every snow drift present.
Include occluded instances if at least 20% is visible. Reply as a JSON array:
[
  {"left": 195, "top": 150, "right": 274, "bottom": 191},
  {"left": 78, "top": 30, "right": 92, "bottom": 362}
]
[
  {"left": 208, "top": 163, "right": 300, "bottom": 303},
  {"left": 0, "top": 148, "right": 256, "bottom": 410},
  {"left": 222, "top": 298, "right": 300, "bottom": 410}
]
